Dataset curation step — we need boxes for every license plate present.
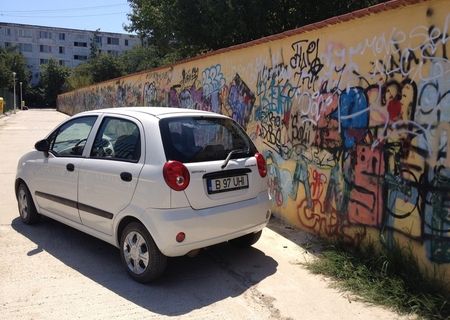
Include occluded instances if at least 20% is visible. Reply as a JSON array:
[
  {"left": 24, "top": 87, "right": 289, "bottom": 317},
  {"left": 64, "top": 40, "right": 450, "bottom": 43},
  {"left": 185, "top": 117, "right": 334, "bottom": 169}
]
[{"left": 207, "top": 175, "right": 249, "bottom": 194}]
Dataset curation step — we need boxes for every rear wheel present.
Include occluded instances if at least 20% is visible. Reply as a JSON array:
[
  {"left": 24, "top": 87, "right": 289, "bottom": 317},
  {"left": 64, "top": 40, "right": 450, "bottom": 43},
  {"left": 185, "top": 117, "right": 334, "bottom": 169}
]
[
  {"left": 229, "top": 230, "right": 262, "bottom": 248},
  {"left": 120, "top": 222, "right": 167, "bottom": 283},
  {"left": 17, "top": 183, "right": 40, "bottom": 224}
]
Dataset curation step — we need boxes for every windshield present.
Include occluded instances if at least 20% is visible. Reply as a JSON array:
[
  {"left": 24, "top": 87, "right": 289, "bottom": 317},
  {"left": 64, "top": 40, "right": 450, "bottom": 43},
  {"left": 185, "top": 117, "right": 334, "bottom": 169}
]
[{"left": 159, "top": 116, "right": 256, "bottom": 163}]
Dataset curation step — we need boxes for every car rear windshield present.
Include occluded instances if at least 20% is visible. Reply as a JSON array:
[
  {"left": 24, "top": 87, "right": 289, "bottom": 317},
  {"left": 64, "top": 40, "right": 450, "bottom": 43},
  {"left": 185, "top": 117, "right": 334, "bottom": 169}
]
[{"left": 159, "top": 116, "right": 257, "bottom": 163}]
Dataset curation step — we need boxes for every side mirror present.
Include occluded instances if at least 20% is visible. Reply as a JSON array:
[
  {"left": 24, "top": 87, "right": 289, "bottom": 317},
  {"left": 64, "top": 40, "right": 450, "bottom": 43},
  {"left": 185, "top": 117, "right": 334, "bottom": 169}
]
[{"left": 35, "top": 139, "right": 50, "bottom": 156}]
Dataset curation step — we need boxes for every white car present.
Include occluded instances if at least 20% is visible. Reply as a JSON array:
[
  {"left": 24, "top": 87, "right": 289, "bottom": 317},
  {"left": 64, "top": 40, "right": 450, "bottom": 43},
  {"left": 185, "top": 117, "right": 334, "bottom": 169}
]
[{"left": 15, "top": 107, "right": 271, "bottom": 282}]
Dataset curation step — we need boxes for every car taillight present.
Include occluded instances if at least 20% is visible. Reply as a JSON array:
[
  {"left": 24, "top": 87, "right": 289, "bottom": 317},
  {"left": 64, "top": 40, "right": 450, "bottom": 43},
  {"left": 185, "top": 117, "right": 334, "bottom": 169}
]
[
  {"left": 163, "top": 161, "right": 190, "bottom": 191},
  {"left": 255, "top": 153, "right": 267, "bottom": 177}
]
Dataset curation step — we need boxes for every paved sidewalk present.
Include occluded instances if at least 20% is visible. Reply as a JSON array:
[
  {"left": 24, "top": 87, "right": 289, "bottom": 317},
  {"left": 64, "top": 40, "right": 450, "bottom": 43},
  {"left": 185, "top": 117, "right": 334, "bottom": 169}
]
[{"left": 0, "top": 109, "right": 413, "bottom": 320}]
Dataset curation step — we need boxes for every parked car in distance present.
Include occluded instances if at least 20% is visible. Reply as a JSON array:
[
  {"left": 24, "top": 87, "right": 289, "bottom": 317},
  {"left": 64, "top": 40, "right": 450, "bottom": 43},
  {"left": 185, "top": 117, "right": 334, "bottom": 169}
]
[{"left": 16, "top": 107, "right": 271, "bottom": 282}]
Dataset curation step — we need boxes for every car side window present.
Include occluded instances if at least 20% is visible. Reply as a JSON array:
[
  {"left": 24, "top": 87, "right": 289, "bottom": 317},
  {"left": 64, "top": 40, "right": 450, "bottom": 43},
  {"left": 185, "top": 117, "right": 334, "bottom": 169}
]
[
  {"left": 91, "top": 117, "right": 141, "bottom": 162},
  {"left": 49, "top": 116, "right": 97, "bottom": 157}
]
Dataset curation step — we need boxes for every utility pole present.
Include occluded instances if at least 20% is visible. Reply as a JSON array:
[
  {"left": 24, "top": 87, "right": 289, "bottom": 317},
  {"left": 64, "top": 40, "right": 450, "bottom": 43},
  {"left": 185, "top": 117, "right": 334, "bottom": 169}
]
[
  {"left": 19, "top": 82, "right": 23, "bottom": 110},
  {"left": 12, "top": 72, "right": 16, "bottom": 114}
]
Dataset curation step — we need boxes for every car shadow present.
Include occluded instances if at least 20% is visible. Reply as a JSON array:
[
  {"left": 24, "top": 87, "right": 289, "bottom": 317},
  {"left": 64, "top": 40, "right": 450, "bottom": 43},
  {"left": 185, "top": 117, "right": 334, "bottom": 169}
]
[{"left": 11, "top": 217, "right": 278, "bottom": 316}]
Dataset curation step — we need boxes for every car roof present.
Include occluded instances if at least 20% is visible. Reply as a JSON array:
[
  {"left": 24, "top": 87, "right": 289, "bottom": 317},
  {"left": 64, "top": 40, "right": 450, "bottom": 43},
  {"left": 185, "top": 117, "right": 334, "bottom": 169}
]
[{"left": 79, "top": 107, "right": 227, "bottom": 119}]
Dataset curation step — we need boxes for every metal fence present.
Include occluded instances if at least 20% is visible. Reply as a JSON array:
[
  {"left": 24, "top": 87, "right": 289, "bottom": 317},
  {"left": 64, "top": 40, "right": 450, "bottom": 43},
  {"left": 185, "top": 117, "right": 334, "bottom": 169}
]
[{"left": 0, "top": 88, "right": 16, "bottom": 113}]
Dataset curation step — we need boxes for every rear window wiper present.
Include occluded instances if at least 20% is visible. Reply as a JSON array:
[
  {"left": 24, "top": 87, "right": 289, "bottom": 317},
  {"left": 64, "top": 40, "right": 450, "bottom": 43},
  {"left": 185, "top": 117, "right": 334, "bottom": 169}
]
[{"left": 221, "top": 148, "right": 249, "bottom": 169}]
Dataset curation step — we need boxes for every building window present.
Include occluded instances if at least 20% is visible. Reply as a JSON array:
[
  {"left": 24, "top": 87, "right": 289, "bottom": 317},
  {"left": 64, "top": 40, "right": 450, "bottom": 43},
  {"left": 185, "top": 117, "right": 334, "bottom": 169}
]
[
  {"left": 19, "top": 43, "right": 33, "bottom": 52},
  {"left": 59, "top": 46, "right": 65, "bottom": 54},
  {"left": 59, "top": 33, "right": 65, "bottom": 41},
  {"left": 4, "top": 42, "right": 11, "bottom": 47},
  {"left": 39, "top": 31, "right": 52, "bottom": 39},
  {"left": 6, "top": 29, "right": 11, "bottom": 36},
  {"left": 59, "top": 60, "right": 65, "bottom": 66},
  {"left": 107, "top": 37, "right": 119, "bottom": 45},
  {"left": 125, "top": 39, "right": 129, "bottom": 46},
  {"left": 74, "top": 55, "right": 87, "bottom": 60},
  {"left": 74, "top": 41, "right": 87, "bottom": 47},
  {"left": 40, "top": 45, "right": 52, "bottom": 53},
  {"left": 40, "top": 59, "right": 49, "bottom": 65},
  {"left": 94, "top": 36, "right": 102, "bottom": 44},
  {"left": 18, "top": 29, "right": 32, "bottom": 38}
]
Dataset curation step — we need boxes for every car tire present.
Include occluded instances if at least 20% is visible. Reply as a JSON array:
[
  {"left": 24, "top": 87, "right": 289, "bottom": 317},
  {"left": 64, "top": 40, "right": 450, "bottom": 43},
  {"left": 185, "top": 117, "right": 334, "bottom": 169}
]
[
  {"left": 17, "top": 182, "right": 40, "bottom": 224},
  {"left": 120, "top": 222, "right": 167, "bottom": 283},
  {"left": 229, "top": 230, "right": 262, "bottom": 248}
]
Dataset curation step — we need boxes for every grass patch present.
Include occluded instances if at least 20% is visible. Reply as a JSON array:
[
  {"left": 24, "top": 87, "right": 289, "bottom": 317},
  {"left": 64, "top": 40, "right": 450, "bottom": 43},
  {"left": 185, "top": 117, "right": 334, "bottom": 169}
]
[{"left": 304, "top": 243, "right": 449, "bottom": 320}]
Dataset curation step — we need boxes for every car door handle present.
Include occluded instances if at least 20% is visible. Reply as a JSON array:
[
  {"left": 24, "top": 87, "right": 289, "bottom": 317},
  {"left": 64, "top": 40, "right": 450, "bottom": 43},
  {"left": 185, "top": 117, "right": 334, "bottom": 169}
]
[
  {"left": 66, "top": 163, "right": 75, "bottom": 172},
  {"left": 120, "top": 172, "right": 132, "bottom": 182}
]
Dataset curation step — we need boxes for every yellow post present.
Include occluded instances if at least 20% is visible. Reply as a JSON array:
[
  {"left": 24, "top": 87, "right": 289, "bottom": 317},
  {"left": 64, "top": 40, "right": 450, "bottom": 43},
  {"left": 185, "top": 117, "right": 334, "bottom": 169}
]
[{"left": 0, "top": 97, "right": 4, "bottom": 114}]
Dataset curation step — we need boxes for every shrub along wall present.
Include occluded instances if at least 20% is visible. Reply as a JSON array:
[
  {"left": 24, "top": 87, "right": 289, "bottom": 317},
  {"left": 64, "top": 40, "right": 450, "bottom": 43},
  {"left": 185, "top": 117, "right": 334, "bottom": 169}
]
[{"left": 58, "top": 0, "right": 450, "bottom": 288}]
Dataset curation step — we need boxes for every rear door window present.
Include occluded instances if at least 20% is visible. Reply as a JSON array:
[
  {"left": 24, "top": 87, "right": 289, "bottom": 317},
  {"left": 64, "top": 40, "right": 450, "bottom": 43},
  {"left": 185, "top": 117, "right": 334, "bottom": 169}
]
[
  {"left": 90, "top": 117, "right": 141, "bottom": 162},
  {"left": 159, "top": 117, "right": 256, "bottom": 163}
]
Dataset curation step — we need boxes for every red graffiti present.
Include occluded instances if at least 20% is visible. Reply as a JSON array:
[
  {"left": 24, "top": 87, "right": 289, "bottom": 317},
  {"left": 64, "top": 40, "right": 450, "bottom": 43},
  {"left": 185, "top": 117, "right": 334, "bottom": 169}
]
[
  {"left": 311, "top": 169, "right": 327, "bottom": 198},
  {"left": 388, "top": 99, "right": 402, "bottom": 121},
  {"left": 348, "top": 145, "right": 385, "bottom": 227}
]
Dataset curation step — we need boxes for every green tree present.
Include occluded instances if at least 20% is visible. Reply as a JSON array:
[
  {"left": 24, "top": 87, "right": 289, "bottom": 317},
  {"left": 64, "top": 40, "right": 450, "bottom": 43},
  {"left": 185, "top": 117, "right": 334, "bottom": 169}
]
[
  {"left": 125, "top": 0, "right": 176, "bottom": 55},
  {"left": 40, "top": 59, "right": 70, "bottom": 107},
  {"left": 66, "top": 53, "right": 125, "bottom": 90},
  {"left": 66, "top": 62, "right": 93, "bottom": 90},
  {"left": 125, "top": 0, "right": 389, "bottom": 59},
  {"left": 24, "top": 86, "right": 46, "bottom": 108},
  {"left": 0, "top": 46, "right": 30, "bottom": 91},
  {"left": 89, "top": 53, "right": 124, "bottom": 83},
  {"left": 90, "top": 28, "right": 101, "bottom": 59},
  {"left": 119, "top": 45, "right": 167, "bottom": 74}
]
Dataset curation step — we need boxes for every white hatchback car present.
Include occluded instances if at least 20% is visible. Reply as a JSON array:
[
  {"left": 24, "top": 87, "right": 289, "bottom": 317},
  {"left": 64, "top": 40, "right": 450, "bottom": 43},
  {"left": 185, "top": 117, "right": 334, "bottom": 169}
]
[{"left": 16, "top": 107, "right": 271, "bottom": 282}]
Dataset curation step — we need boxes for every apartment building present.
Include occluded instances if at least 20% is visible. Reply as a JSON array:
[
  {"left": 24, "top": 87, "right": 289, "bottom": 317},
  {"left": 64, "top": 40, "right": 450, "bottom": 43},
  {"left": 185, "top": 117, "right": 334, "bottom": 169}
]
[{"left": 0, "top": 22, "right": 139, "bottom": 85}]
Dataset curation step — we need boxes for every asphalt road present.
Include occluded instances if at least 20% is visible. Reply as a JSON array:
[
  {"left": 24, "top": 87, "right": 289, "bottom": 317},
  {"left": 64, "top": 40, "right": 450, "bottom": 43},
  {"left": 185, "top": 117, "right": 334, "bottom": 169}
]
[{"left": 0, "top": 110, "right": 411, "bottom": 319}]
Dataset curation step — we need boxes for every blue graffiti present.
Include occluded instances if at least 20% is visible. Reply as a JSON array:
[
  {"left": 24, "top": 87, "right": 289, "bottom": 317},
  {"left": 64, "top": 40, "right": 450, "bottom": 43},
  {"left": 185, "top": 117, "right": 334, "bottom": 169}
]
[
  {"left": 228, "top": 74, "right": 256, "bottom": 129},
  {"left": 331, "top": 87, "right": 369, "bottom": 149},
  {"left": 203, "top": 64, "right": 226, "bottom": 114}
]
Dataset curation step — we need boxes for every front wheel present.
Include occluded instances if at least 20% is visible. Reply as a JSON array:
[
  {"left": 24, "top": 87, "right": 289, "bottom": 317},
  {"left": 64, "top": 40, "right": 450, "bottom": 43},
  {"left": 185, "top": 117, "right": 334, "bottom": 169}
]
[
  {"left": 17, "top": 183, "right": 40, "bottom": 224},
  {"left": 120, "top": 222, "right": 167, "bottom": 283},
  {"left": 229, "top": 230, "right": 262, "bottom": 248}
]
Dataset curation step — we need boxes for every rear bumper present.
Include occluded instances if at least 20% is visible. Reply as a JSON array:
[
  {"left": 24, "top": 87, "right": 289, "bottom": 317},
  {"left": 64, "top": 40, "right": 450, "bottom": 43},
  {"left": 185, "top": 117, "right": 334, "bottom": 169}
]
[{"left": 141, "top": 191, "right": 271, "bottom": 257}]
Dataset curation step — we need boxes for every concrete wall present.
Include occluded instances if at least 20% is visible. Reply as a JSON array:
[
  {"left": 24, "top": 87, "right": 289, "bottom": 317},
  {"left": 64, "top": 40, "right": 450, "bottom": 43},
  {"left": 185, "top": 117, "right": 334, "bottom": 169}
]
[{"left": 58, "top": 0, "right": 450, "bottom": 286}]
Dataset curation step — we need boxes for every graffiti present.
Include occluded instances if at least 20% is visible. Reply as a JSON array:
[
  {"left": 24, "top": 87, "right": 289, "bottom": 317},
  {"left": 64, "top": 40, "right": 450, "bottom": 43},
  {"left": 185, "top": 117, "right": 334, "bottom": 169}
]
[
  {"left": 58, "top": 3, "right": 450, "bottom": 276},
  {"left": 257, "top": 62, "right": 295, "bottom": 115},
  {"left": 146, "top": 68, "right": 173, "bottom": 85},
  {"left": 202, "top": 64, "right": 226, "bottom": 114},
  {"left": 363, "top": 15, "right": 450, "bottom": 80},
  {"left": 291, "top": 114, "right": 314, "bottom": 149},
  {"left": 255, "top": 61, "right": 297, "bottom": 157},
  {"left": 296, "top": 166, "right": 367, "bottom": 246},
  {"left": 264, "top": 150, "right": 293, "bottom": 207},
  {"left": 348, "top": 144, "right": 385, "bottom": 227},
  {"left": 227, "top": 74, "right": 256, "bottom": 129},
  {"left": 180, "top": 67, "right": 200, "bottom": 88},
  {"left": 258, "top": 63, "right": 291, "bottom": 85},
  {"left": 170, "top": 68, "right": 209, "bottom": 110},
  {"left": 331, "top": 87, "right": 370, "bottom": 149},
  {"left": 143, "top": 82, "right": 157, "bottom": 106},
  {"left": 290, "top": 39, "right": 324, "bottom": 90},
  {"left": 424, "top": 165, "right": 450, "bottom": 263}
]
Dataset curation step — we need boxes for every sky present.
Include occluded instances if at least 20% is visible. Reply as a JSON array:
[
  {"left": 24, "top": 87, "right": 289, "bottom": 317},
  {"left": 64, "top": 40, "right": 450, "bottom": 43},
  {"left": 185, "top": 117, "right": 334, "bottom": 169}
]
[{"left": 0, "top": 0, "right": 133, "bottom": 34}]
